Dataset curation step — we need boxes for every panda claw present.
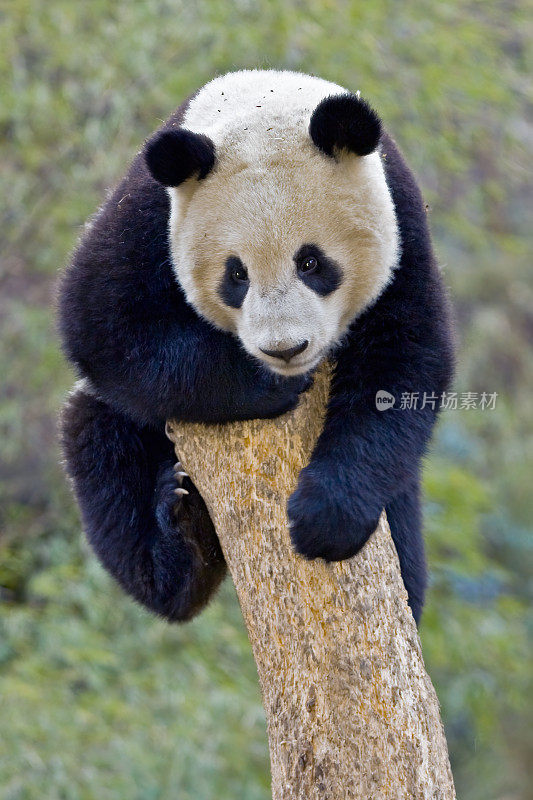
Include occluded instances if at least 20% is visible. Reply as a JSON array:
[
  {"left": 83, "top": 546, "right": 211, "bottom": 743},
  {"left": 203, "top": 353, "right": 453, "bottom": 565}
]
[
  {"left": 173, "top": 462, "right": 189, "bottom": 485},
  {"left": 174, "top": 487, "right": 189, "bottom": 497}
]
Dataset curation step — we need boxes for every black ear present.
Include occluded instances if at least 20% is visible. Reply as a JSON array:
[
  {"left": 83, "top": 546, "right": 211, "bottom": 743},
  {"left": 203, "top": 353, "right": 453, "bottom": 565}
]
[
  {"left": 144, "top": 128, "right": 216, "bottom": 186},
  {"left": 309, "top": 93, "right": 381, "bottom": 158}
]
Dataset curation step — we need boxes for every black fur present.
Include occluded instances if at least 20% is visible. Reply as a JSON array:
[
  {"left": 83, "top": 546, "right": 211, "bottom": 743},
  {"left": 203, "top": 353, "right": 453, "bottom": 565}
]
[
  {"left": 386, "top": 478, "right": 426, "bottom": 623},
  {"left": 59, "top": 93, "right": 454, "bottom": 626},
  {"left": 145, "top": 128, "right": 216, "bottom": 186},
  {"left": 309, "top": 93, "right": 382, "bottom": 157},
  {"left": 60, "top": 389, "right": 226, "bottom": 620}
]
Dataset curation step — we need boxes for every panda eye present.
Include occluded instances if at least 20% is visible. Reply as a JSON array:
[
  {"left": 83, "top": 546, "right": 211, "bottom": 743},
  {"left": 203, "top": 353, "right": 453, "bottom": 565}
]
[
  {"left": 299, "top": 256, "right": 318, "bottom": 274},
  {"left": 232, "top": 264, "right": 249, "bottom": 283},
  {"left": 219, "top": 257, "right": 249, "bottom": 308},
  {"left": 294, "top": 244, "right": 342, "bottom": 296}
]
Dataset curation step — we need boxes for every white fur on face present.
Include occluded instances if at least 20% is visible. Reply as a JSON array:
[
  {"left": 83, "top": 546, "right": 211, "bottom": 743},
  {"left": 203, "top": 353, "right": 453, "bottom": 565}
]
[{"left": 167, "top": 70, "right": 400, "bottom": 376}]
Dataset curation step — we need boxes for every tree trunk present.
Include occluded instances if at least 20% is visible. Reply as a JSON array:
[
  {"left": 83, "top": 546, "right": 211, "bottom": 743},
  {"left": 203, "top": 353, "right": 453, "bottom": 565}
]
[{"left": 166, "top": 364, "right": 456, "bottom": 800}]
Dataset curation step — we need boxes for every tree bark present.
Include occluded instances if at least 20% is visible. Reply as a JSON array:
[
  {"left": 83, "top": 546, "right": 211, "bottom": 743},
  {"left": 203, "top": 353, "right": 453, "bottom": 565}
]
[{"left": 166, "top": 363, "right": 456, "bottom": 800}]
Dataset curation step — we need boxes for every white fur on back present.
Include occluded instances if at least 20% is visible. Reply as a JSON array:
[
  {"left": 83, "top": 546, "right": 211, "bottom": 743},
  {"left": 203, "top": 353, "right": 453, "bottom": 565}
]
[{"left": 166, "top": 70, "right": 400, "bottom": 375}]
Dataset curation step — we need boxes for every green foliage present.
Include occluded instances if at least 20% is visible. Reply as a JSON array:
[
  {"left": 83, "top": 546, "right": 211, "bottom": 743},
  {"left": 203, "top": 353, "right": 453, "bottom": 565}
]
[
  {"left": 422, "top": 457, "right": 531, "bottom": 798},
  {"left": 1, "top": 1, "right": 531, "bottom": 798},
  {"left": 1, "top": 557, "right": 271, "bottom": 800}
]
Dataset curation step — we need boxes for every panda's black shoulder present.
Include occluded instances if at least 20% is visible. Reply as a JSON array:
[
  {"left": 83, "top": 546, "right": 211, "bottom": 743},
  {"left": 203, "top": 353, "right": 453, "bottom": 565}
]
[
  {"left": 78, "top": 155, "right": 169, "bottom": 282},
  {"left": 359, "top": 130, "right": 455, "bottom": 382},
  {"left": 59, "top": 100, "right": 199, "bottom": 366},
  {"left": 69, "top": 97, "right": 192, "bottom": 296},
  {"left": 379, "top": 131, "right": 433, "bottom": 274},
  {"left": 59, "top": 104, "right": 193, "bottom": 324},
  {"left": 377, "top": 130, "right": 453, "bottom": 324}
]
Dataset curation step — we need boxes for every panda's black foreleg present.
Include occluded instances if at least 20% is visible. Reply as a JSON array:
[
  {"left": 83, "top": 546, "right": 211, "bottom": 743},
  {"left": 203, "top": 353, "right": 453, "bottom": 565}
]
[
  {"left": 60, "top": 386, "right": 226, "bottom": 621},
  {"left": 385, "top": 479, "right": 427, "bottom": 625}
]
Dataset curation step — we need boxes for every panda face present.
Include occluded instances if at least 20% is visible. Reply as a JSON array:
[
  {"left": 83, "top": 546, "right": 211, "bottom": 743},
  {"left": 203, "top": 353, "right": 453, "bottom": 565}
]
[
  {"left": 162, "top": 70, "right": 400, "bottom": 376},
  {"left": 167, "top": 150, "right": 398, "bottom": 376},
  {"left": 216, "top": 243, "right": 343, "bottom": 376}
]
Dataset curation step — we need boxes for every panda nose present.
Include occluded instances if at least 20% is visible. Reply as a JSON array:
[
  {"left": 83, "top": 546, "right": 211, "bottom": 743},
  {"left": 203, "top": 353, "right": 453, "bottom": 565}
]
[{"left": 259, "top": 340, "right": 309, "bottom": 363}]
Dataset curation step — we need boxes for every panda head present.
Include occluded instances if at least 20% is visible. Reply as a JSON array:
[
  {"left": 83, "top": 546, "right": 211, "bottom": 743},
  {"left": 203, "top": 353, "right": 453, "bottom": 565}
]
[{"left": 145, "top": 72, "right": 399, "bottom": 377}]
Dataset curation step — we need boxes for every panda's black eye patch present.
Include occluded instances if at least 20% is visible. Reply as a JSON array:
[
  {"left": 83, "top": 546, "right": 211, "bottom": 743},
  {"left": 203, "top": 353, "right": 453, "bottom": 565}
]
[
  {"left": 218, "top": 256, "right": 250, "bottom": 308},
  {"left": 294, "top": 244, "right": 342, "bottom": 296}
]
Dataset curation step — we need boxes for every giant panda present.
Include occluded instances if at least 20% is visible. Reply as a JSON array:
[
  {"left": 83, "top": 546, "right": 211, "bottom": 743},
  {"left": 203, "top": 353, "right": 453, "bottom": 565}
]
[{"left": 59, "top": 70, "right": 454, "bottom": 626}]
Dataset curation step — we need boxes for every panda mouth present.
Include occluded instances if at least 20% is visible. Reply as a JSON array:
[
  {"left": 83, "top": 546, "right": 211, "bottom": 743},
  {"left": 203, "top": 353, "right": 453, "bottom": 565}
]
[{"left": 260, "top": 354, "right": 319, "bottom": 376}]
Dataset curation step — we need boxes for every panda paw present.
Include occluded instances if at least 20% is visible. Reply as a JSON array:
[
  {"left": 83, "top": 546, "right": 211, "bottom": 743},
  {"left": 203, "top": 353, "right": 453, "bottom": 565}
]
[
  {"left": 253, "top": 372, "right": 313, "bottom": 420},
  {"left": 154, "top": 461, "right": 190, "bottom": 533},
  {"left": 287, "top": 466, "right": 380, "bottom": 562}
]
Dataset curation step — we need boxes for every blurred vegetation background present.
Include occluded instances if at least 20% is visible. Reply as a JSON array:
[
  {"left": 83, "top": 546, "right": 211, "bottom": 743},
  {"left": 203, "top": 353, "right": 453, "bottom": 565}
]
[{"left": 1, "top": 1, "right": 531, "bottom": 798}]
